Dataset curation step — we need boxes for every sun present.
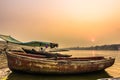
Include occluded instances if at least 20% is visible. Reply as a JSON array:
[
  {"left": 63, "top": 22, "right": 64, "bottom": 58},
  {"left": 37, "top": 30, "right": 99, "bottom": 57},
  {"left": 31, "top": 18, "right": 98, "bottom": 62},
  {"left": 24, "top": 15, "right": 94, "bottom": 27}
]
[{"left": 91, "top": 38, "right": 95, "bottom": 42}]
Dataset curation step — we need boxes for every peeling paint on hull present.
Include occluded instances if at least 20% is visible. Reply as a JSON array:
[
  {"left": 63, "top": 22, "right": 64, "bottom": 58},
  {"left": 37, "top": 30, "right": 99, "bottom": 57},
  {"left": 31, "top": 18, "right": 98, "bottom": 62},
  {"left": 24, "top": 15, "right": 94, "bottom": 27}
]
[{"left": 6, "top": 52, "right": 115, "bottom": 74}]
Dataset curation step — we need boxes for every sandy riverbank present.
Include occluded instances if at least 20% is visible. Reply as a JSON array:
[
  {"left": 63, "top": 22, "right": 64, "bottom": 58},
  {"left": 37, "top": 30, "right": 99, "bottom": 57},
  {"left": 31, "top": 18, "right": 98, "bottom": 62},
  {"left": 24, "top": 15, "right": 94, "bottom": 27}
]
[
  {"left": 0, "top": 68, "right": 11, "bottom": 80},
  {"left": 0, "top": 53, "right": 11, "bottom": 80}
]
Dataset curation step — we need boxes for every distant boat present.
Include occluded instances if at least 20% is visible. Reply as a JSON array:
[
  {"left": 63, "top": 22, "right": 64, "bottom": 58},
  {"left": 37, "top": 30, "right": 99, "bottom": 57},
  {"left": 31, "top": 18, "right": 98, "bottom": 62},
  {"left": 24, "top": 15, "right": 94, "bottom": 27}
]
[
  {"left": 49, "top": 49, "right": 69, "bottom": 52},
  {"left": 6, "top": 51, "right": 115, "bottom": 74},
  {"left": 22, "top": 48, "right": 72, "bottom": 58}
]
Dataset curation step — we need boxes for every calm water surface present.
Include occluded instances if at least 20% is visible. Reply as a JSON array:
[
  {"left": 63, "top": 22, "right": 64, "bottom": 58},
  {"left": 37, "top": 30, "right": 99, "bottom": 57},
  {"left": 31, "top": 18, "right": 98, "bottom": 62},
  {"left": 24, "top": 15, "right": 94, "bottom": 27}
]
[{"left": 5, "top": 50, "right": 120, "bottom": 80}]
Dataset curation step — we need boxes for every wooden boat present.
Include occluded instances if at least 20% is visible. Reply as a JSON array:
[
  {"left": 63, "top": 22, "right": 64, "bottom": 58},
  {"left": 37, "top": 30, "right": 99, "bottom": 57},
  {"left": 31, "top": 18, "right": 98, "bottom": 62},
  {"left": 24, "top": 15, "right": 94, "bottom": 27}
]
[
  {"left": 22, "top": 48, "right": 72, "bottom": 58},
  {"left": 6, "top": 51, "right": 115, "bottom": 74},
  {"left": 0, "top": 35, "right": 116, "bottom": 74}
]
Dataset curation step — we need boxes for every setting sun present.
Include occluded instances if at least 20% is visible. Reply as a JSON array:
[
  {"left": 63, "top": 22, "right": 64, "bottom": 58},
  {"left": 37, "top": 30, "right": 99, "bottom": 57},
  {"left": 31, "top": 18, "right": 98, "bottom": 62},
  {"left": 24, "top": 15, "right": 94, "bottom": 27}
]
[{"left": 91, "top": 38, "right": 95, "bottom": 42}]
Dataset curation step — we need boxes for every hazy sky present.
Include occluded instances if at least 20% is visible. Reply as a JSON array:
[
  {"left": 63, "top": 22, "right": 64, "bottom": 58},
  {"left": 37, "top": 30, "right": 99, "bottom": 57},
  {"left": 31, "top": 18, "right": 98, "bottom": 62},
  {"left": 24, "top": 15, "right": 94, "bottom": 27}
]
[{"left": 0, "top": 0, "right": 120, "bottom": 47}]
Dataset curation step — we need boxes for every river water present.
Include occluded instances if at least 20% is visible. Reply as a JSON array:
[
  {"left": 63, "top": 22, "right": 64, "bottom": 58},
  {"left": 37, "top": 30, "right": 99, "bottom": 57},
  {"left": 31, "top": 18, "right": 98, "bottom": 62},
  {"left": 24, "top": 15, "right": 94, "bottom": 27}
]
[{"left": 1, "top": 50, "right": 120, "bottom": 80}]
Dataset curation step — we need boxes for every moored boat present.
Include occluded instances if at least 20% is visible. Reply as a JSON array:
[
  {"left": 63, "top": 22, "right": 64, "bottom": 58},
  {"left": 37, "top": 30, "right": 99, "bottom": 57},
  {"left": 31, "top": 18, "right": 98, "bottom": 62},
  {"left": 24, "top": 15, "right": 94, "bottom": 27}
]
[
  {"left": 0, "top": 35, "right": 116, "bottom": 74},
  {"left": 6, "top": 51, "right": 115, "bottom": 74}
]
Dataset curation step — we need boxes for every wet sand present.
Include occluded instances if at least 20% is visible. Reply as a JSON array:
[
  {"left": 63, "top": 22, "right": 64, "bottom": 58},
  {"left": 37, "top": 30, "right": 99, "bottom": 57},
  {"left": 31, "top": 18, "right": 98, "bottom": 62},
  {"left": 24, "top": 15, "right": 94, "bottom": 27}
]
[{"left": 0, "top": 53, "right": 11, "bottom": 80}]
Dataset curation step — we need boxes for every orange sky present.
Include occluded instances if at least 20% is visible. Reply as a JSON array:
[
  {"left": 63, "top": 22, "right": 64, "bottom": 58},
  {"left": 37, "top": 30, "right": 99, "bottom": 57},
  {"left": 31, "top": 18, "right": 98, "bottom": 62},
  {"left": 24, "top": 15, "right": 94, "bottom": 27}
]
[{"left": 0, "top": 0, "right": 120, "bottom": 47}]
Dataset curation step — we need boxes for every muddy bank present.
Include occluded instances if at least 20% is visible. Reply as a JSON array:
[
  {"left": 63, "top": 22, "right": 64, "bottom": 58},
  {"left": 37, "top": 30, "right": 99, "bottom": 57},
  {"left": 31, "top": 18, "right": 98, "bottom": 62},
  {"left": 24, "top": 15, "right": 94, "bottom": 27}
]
[
  {"left": 0, "top": 53, "right": 11, "bottom": 79},
  {"left": 0, "top": 68, "right": 11, "bottom": 79}
]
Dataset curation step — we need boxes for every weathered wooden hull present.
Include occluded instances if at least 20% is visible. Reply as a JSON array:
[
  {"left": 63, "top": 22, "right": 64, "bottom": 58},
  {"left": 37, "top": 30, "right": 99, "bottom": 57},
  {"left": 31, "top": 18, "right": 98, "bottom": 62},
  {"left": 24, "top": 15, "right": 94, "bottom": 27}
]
[{"left": 6, "top": 52, "right": 115, "bottom": 74}]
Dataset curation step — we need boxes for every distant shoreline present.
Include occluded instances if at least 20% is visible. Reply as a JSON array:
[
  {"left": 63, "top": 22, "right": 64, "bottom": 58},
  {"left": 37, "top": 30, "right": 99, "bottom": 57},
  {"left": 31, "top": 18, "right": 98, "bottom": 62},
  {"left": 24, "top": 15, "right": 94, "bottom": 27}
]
[{"left": 64, "top": 44, "right": 120, "bottom": 51}]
